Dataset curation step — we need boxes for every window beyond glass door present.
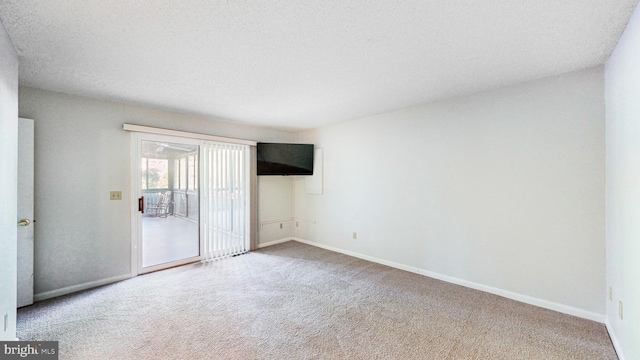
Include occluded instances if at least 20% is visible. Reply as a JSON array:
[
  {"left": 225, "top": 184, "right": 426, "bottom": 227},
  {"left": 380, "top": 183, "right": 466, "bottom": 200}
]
[{"left": 140, "top": 140, "right": 200, "bottom": 271}]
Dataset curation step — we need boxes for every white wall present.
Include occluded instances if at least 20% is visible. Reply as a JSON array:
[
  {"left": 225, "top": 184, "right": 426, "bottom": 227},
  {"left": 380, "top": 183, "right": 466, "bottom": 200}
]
[
  {"left": 295, "top": 67, "right": 606, "bottom": 319},
  {"left": 605, "top": 2, "right": 640, "bottom": 359},
  {"left": 18, "top": 87, "right": 295, "bottom": 299},
  {"left": 258, "top": 176, "right": 295, "bottom": 244},
  {"left": 0, "top": 20, "right": 19, "bottom": 340}
]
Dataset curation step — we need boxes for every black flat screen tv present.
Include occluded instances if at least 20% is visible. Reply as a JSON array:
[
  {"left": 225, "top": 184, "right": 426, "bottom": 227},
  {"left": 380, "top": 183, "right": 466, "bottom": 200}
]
[{"left": 257, "top": 143, "right": 314, "bottom": 176}]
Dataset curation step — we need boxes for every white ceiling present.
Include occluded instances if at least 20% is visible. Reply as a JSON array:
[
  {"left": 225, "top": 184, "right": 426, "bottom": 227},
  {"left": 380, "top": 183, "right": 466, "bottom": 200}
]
[{"left": 1, "top": 1, "right": 638, "bottom": 131}]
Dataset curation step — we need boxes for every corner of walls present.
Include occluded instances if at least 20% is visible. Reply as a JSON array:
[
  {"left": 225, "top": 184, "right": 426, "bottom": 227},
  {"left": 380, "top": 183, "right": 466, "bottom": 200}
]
[
  {"left": 256, "top": 134, "right": 306, "bottom": 246},
  {"left": 291, "top": 130, "right": 322, "bottom": 242},
  {"left": 605, "top": 317, "right": 626, "bottom": 360},
  {"left": 604, "top": 1, "right": 640, "bottom": 359},
  {"left": 292, "top": 67, "right": 606, "bottom": 322}
]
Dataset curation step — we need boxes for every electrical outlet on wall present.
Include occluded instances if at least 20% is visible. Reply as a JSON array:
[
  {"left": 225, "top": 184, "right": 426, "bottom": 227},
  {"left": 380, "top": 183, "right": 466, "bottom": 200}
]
[
  {"left": 279, "top": 223, "right": 283, "bottom": 229},
  {"left": 110, "top": 191, "right": 122, "bottom": 200},
  {"left": 609, "top": 287, "right": 613, "bottom": 301},
  {"left": 352, "top": 232, "right": 357, "bottom": 240}
]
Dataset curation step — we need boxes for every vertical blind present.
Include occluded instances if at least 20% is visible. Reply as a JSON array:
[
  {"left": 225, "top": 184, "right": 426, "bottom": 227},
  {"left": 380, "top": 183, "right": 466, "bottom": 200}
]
[{"left": 201, "top": 142, "right": 251, "bottom": 261}]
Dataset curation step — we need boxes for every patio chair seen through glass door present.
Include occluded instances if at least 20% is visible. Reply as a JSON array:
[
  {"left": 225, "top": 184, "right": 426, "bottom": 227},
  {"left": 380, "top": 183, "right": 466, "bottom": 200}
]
[{"left": 139, "top": 138, "right": 200, "bottom": 273}]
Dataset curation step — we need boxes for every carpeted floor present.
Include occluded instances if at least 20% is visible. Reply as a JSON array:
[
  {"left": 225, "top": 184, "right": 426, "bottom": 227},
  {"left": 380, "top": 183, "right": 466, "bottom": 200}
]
[{"left": 17, "top": 241, "right": 617, "bottom": 359}]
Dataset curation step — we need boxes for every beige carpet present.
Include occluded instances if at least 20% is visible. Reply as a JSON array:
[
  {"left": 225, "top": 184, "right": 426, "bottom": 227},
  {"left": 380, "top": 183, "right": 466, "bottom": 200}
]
[{"left": 18, "top": 241, "right": 617, "bottom": 359}]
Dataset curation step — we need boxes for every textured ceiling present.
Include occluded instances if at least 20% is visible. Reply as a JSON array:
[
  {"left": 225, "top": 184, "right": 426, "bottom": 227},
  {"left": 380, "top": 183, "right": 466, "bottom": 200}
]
[{"left": 1, "top": 1, "right": 638, "bottom": 130}]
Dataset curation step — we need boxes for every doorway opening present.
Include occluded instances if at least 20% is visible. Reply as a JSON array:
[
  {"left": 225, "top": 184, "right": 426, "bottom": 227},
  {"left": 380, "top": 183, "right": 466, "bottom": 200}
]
[
  {"left": 133, "top": 134, "right": 202, "bottom": 275},
  {"left": 131, "top": 130, "right": 253, "bottom": 276},
  {"left": 141, "top": 140, "right": 200, "bottom": 269}
]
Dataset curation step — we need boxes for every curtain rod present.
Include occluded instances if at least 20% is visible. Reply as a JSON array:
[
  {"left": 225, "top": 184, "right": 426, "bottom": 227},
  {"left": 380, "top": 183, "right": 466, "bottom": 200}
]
[{"left": 123, "top": 124, "right": 257, "bottom": 146}]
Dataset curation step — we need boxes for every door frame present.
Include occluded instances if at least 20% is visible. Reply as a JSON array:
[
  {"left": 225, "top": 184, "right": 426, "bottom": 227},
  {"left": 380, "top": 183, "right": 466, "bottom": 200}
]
[
  {"left": 17, "top": 118, "right": 34, "bottom": 307},
  {"left": 130, "top": 132, "right": 204, "bottom": 276}
]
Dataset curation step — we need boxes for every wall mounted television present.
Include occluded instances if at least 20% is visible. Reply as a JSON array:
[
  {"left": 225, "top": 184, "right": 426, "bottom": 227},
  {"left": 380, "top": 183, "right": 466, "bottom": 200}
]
[{"left": 257, "top": 143, "right": 314, "bottom": 176}]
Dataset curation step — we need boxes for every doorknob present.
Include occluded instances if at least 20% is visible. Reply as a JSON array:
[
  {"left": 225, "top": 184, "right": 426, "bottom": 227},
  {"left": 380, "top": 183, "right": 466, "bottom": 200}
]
[{"left": 18, "top": 219, "right": 31, "bottom": 227}]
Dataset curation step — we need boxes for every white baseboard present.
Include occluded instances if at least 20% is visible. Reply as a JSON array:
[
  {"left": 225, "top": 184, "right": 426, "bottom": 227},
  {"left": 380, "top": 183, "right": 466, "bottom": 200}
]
[
  {"left": 292, "top": 238, "right": 606, "bottom": 323},
  {"left": 33, "top": 274, "right": 132, "bottom": 302},
  {"left": 32, "top": 239, "right": 607, "bottom": 325},
  {"left": 257, "top": 238, "right": 295, "bottom": 248},
  {"left": 605, "top": 318, "right": 625, "bottom": 360},
  {"left": 32, "top": 239, "right": 289, "bottom": 302}
]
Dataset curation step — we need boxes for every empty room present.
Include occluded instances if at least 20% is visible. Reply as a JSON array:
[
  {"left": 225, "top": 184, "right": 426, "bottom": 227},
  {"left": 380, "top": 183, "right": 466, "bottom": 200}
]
[{"left": 1, "top": 1, "right": 639, "bottom": 359}]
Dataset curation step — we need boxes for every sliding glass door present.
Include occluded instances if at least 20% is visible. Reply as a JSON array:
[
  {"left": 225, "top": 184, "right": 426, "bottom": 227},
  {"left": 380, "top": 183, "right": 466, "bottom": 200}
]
[
  {"left": 134, "top": 134, "right": 202, "bottom": 274},
  {"left": 131, "top": 132, "right": 251, "bottom": 275}
]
